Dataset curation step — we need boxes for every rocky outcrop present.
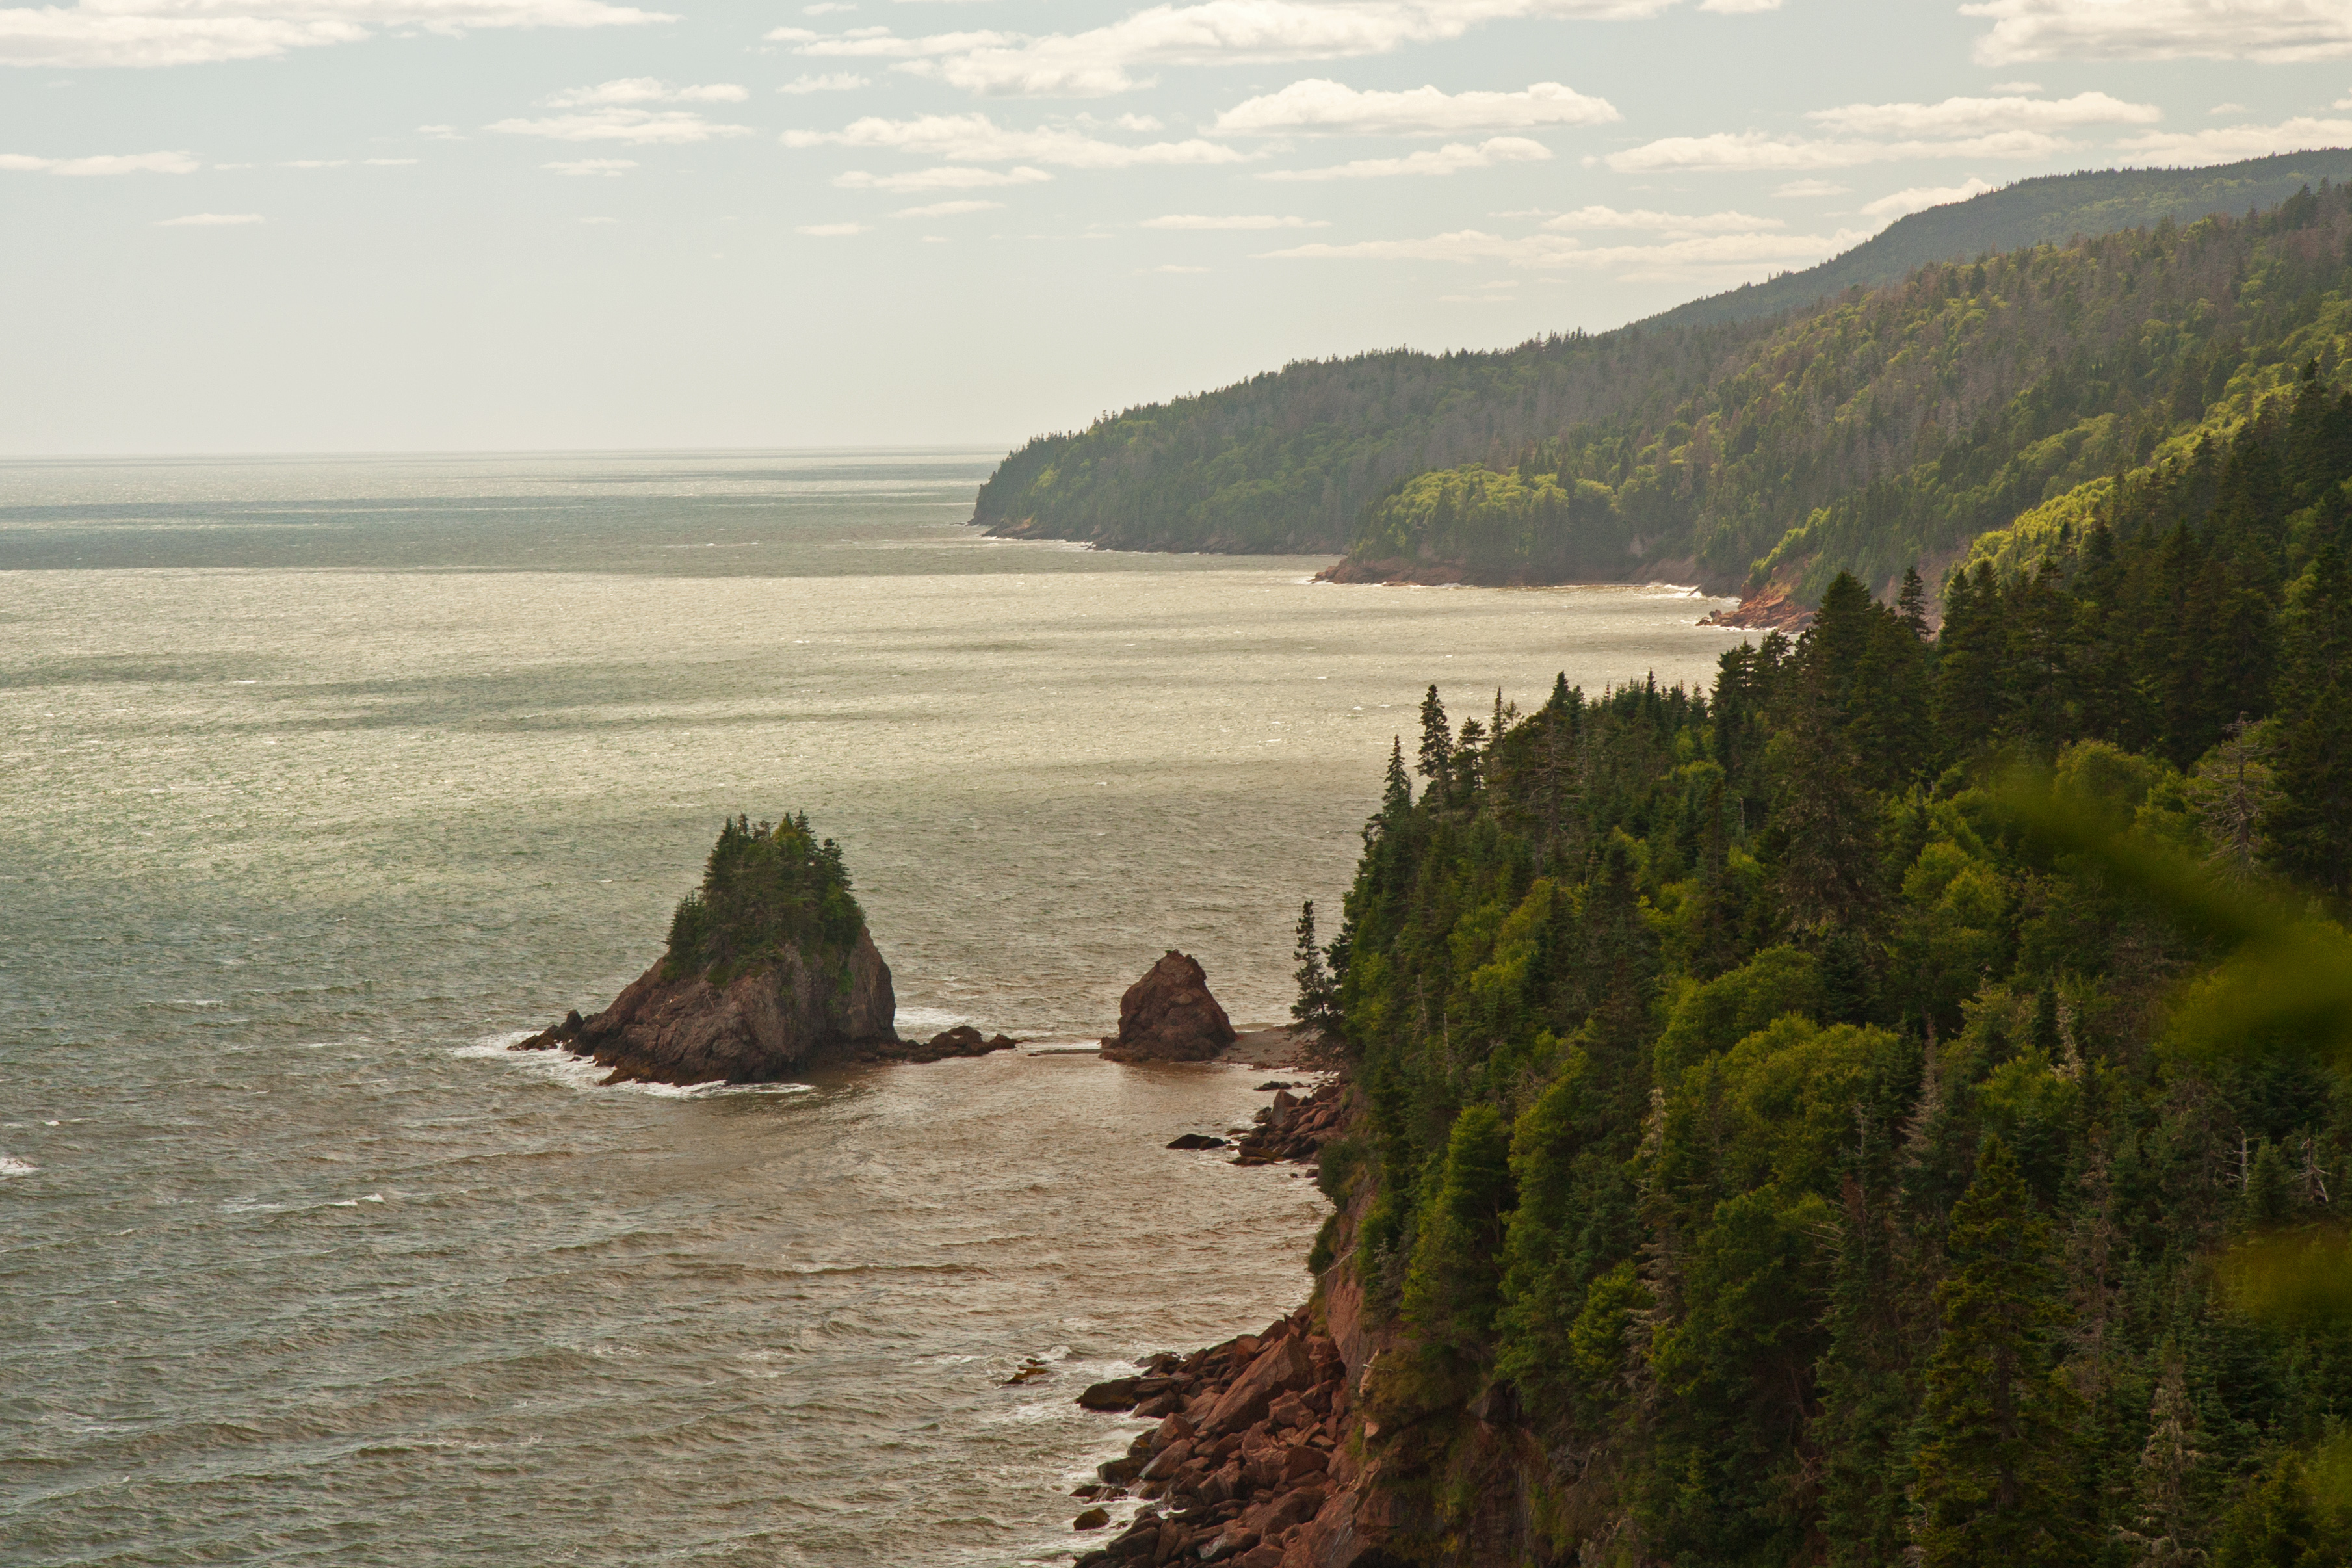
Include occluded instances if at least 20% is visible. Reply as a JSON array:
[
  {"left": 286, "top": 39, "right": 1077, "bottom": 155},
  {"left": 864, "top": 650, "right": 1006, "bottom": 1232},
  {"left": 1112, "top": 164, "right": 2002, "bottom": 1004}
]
[
  {"left": 1101, "top": 951, "right": 1238, "bottom": 1063},
  {"left": 516, "top": 929, "right": 899, "bottom": 1085},
  {"left": 1699, "top": 579, "right": 1815, "bottom": 631},
  {"left": 1233, "top": 1080, "right": 1344, "bottom": 1165}
]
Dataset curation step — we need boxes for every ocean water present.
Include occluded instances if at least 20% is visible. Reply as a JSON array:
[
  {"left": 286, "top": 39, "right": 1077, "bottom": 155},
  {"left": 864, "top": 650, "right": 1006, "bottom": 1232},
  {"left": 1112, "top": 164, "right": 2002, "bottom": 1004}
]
[{"left": 0, "top": 451, "right": 1747, "bottom": 1565}]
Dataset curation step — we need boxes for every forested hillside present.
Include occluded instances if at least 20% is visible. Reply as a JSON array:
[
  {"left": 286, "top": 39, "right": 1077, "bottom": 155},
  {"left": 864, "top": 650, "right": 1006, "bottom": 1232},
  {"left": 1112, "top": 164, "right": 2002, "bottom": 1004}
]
[
  {"left": 1647, "top": 149, "right": 2352, "bottom": 332},
  {"left": 1297, "top": 371, "right": 2352, "bottom": 1563},
  {"left": 1348, "top": 181, "right": 2352, "bottom": 606},
  {"left": 972, "top": 154, "right": 2352, "bottom": 569}
]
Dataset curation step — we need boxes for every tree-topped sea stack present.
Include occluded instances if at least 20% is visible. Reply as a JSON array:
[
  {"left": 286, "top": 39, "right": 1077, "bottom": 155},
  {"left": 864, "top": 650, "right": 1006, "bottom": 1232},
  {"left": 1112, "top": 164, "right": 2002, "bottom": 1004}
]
[{"left": 519, "top": 814, "right": 898, "bottom": 1085}]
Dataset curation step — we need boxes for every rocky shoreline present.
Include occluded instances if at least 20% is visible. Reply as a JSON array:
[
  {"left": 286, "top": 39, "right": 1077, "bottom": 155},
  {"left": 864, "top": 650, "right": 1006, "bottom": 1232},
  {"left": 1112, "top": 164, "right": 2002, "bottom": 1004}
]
[{"left": 1063, "top": 1073, "right": 1388, "bottom": 1568}]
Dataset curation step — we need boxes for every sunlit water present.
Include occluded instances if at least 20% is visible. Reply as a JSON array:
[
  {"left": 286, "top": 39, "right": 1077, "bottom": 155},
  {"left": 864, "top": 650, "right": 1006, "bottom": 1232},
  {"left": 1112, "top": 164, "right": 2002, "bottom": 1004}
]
[{"left": 0, "top": 450, "right": 1746, "bottom": 1565}]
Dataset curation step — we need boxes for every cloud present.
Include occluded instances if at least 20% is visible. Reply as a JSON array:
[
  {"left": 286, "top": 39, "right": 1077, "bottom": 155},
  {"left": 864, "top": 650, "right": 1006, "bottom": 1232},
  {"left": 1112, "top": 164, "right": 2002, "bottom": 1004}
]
[
  {"left": 156, "top": 211, "right": 263, "bottom": 224},
  {"left": 0, "top": 0, "right": 670, "bottom": 70},
  {"left": 281, "top": 157, "right": 347, "bottom": 167},
  {"left": 1604, "top": 126, "right": 2074, "bottom": 171},
  {"left": 2116, "top": 114, "right": 2352, "bottom": 160},
  {"left": 0, "top": 148, "right": 198, "bottom": 173},
  {"left": 1773, "top": 177, "right": 1849, "bottom": 196},
  {"left": 1210, "top": 77, "right": 1617, "bottom": 135},
  {"left": 1987, "top": 79, "right": 2041, "bottom": 91},
  {"left": 1538, "top": 204, "right": 1781, "bottom": 231},
  {"left": 780, "top": 0, "right": 1680, "bottom": 99},
  {"left": 2210, "top": 101, "right": 2249, "bottom": 114},
  {"left": 1804, "top": 89, "right": 2157, "bottom": 136},
  {"left": 833, "top": 163, "right": 1051, "bottom": 190},
  {"left": 780, "top": 71, "right": 869, "bottom": 91},
  {"left": 1150, "top": 263, "right": 1211, "bottom": 271},
  {"left": 490, "top": 81, "right": 752, "bottom": 143},
  {"left": 893, "top": 196, "right": 1003, "bottom": 215},
  {"left": 804, "top": 1, "right": 855, "bottom": 10},
  {"left": 418, "top": 124, "right": 464, "bottom": 139},
  {"left": 1142, "top": 212, "right": 1327, "bottom": 228},
  {"left": 797, "top": 220, "right": 870, "bottom": 234},
  {"left": 1260, "top": 224, "right": 1870, "bottom": 277},
  {"left": 363, "top": 156, "right": 418, "bottom": 164},
  {"left": 1697, "top": 0, "right": 1780, "bottom": 10},
  {"left": 1261, "top": 134, "right": 1550, "bottom": 179},
  {"left": 784, "top": 111, "right": 1248, "bottom": 166},
  {"left": 545, "top": 157, "right": 636, "bottom": 174},
  {"left": 1963, "top": 0, "right": 2352, "bottom": 65},
  {"left": 1860, "top": 176, "right": 1999, "bottom": 219},
  {"left": 543, "top": 77, "right": 745, "bottom": 105}
]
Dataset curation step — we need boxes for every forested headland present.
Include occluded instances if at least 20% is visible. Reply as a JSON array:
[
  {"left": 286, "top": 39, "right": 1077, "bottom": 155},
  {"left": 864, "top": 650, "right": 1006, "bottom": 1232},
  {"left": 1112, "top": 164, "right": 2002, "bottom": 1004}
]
[
  {"left": 973, "top": 159, "right": 2352, "bottom": 622},
  {"left": 1287, "top": 421, "right": 2352, "bottom": 1562}
]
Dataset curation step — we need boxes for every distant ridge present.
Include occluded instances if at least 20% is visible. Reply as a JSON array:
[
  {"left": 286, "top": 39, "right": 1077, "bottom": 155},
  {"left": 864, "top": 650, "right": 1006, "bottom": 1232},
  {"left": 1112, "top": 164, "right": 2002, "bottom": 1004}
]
[{"left": 1641, "top": 148, "right": 2352, "bottom": 331}]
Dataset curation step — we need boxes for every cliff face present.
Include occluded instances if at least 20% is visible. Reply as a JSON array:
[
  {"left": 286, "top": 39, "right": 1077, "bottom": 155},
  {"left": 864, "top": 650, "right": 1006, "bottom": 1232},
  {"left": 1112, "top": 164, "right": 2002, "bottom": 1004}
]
[{"left": 522, "top": 928, "right": 897, "bottom": 1085}]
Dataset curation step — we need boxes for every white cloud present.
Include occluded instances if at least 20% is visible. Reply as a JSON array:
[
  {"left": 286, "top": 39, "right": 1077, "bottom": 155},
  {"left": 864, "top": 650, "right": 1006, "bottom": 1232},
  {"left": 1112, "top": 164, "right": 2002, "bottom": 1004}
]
[
  {"left": 544, "top": 77, "right": 746, "bottom": 105},
  {"left": 804, "top": 1, "right": 855, "bottom": 10},
  {"left": 1773, "top": 177, "right": 1849, "bottom": 196},
  {"left": 545, "top": 157, "right": 636, "bottom": 174},
  {"left": 155, "top": 211, "right": 263, "bottom": 224},
  {"left": 1260, "top": 224, "right": 1870, "bottom": 276},
  {"left": 797, "top": 220, "right": 870, "bottom": 234},
  {"left": 490, "top": 83, "right": 751, "bottom": 143},
  {"left": 2116, "top": 114, "right": 2352, "bottom": 160},
  {"left": 0, "top": 0, "right": 670, "bottom": 70},
  {"left": 1697, "top": 0, "right": 1780, "bottom": 10},
  {"left": 363, "top": 156, "right": 418, "bottom": 164},
  {"left": 784, "top": 111, "right": 1248, "bottom": 167},
  {"left": 892, "top": 196, "right": 1003, "bottom": 215},
  {"left": 0, "top": 148, "right": 198, "bottom": 173},
  {"left": 418, "top": 124, "right": 464, "bottom": 139},
  {"left": 781, "top": 0, "right": 1679, "bottom": 99},
  {"left": 2210, "top": 101, "right": 2249, "bottom": 113},
  {"left": 1987, "top": 79, "right": 2041, "bottom": 91},
  {"left": 1142, "top": 212, "right": 1327, "bottom": 228},
  {"left": 1859, "top": 176, "right": 1999, "bottom": 219},
  {"left": 1604, "top": 126, "right": 2075, "bottom": 171},
  {"left": 833, "top": 163, "right": 1052, "bottom": 190},
  {"left": 1261, "top": 133, "right": 1550, "bottom": 179},
  {"left": 1964, "top": 0, "right": 2352, "bottom": 64},
  {"left": 1804, "top": 89, "right": 2157, "bottom": 137},
  {"left": 281, "top": 157, "right": 347, "bottom": 167},
  {"left": 1538, "top": 203, "right": 1780, "bottom": 231},
  {"left": 1211, "top": 77, "right": 1617, "bottom": 135},
  {"left": 780, "top": 71, "right": 869, "bottom": 92},
  {"left": 1151, "top": 263, "right": 1212, "bottom": 271}
]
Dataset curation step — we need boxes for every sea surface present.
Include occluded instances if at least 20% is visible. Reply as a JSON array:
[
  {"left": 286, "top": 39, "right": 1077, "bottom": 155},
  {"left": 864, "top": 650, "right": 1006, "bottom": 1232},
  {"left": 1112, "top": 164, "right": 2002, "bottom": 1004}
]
[{"left": 0, "top": 450, "right": 1747, "bottom": 1565}]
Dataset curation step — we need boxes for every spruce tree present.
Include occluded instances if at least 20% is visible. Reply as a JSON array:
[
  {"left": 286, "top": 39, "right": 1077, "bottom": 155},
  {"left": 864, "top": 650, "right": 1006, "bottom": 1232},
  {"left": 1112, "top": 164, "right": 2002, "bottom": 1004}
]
[
  {"left": 1290, "top": 899, "right": 1339, "bottom": 1035},
  {"left": 1418, "top": 684, "right": 1452, "bottom": 795},
  {"left": 1912, "top": 1138, "right": 2092, "bottom": 1568},
  {"left": 1899, "top": 564, "right": 1932, "bottom": 639}
]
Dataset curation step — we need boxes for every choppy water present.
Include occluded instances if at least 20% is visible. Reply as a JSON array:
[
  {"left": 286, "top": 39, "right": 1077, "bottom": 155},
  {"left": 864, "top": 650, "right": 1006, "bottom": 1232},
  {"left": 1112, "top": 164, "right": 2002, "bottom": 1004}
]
[{"left": 0, "top": 451, "right": 1746, "bottom": 1565}]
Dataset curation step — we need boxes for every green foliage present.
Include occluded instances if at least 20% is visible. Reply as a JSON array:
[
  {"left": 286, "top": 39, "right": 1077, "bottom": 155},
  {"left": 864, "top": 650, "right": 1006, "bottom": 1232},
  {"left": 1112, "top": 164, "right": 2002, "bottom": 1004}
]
[
  {"left": 974, "top": 155, "right": 2352, "bottom": 567},
  {"left": 662, "top": 813, "right": 867, "bottom": 984},
  {"left": 1312, "top": 517, "right": 2352, "bottom": 1561},
  {"left": 1346, "top": 179, "right": 2352, "bottom": 605}
]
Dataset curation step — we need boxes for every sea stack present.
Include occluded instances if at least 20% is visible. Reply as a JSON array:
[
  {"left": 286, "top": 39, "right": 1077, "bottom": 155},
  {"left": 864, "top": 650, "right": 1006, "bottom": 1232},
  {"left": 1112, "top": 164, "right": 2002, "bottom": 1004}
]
[
  {"left": 517, "top": 814, "right": 899, "bottom": 1085},
  {"left": 1099, "top": 950, "right": 1237, "bottom": 1062}
]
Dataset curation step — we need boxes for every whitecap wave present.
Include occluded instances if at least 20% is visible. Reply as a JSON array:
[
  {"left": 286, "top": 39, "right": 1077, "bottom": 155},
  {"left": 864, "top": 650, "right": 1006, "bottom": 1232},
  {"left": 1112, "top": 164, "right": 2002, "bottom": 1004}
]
[
  {"left": 893, "top": 1005, "right": 970, "bottom": 1036},
  {"left": 454, "top": 1034, "right": 811, "bottom": 1099},
  {"left": 0, "top": 1154, "right": 38, "bottom": 1177}
]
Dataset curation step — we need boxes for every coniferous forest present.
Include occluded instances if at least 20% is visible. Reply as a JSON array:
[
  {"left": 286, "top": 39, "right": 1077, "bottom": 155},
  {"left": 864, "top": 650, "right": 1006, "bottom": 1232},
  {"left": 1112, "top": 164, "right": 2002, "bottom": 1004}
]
[{"left": 1303, "top": 391, "right": 2352, "bottom": 1562}]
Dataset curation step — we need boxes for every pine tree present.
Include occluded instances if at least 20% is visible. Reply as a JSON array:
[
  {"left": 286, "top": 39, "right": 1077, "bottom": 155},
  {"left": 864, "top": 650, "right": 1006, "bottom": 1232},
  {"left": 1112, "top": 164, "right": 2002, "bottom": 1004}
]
[
  {"left": 1912, "top": 1138, "right": 2093, "bottom": 1568},
  {"left": 1382, "top": 735, "right": 1413, "bottom": 816},
  {"left": 1291, "top": 899, "right": 1340, "bottom": 1035},
  {"left": 1418, "top": 684, "right": 1452, "bottom": 796},
  {"left": 2263, "top": 678, "right": 2352, "bottom": 898},
  {"left": 1899, "top": 564, "right": 1932, "bottom": 639}
]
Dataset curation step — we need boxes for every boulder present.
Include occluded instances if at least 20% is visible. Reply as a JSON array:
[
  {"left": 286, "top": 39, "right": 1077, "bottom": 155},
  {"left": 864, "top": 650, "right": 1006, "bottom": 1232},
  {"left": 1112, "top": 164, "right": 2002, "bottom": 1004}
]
[
  {"left": 1100, "top": 950, "right": 1237, "bottom": 1063},
  {"left": 1167, "top": 1133, "right": 1231, "bottom": 1151},
  {"left": 518, "top": 927, "right": 896, "bottom": 1086},
  {"left": 1202, "top": 1335, "right": 1315, "bottom": 1435}
]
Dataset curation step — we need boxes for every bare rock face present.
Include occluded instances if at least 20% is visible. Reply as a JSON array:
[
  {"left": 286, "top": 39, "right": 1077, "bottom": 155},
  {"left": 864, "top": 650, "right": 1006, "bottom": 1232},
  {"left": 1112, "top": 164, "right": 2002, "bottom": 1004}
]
[
  {"left": 519, "top": 928, "right": 896, "bottom": 1086},
  {"left": 1100, "top": 950, "right": 1237, "bottom": 1063}
]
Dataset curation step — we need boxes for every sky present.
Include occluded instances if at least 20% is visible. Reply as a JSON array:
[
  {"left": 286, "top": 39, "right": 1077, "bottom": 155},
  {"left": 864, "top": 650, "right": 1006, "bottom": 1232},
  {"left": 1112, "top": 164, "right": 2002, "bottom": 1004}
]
[{"left": 7, "top": 0, "right": 2352, "bottom": 452}]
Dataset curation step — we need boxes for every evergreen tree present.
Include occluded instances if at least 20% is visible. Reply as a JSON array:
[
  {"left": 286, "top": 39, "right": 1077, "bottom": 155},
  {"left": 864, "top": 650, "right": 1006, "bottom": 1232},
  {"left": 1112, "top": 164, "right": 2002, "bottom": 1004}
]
[
  {"left": 1381, "top": 735, "right": 1413, "bottom": 817},
  {"left": 1899, "top": 564, "right": 1932, "bottom": 639},
  {"left": 1912, "top": 1138, "right": 2092, "bottom": 1568},
  {"left": 1291, "top": 899, "right": 1340, "bottom": 1036},
  {"left": 2264, "top": 678, "right": 2352, "bottom": 898},
  {"left": 1418, "top": 684, "right": 1453, "bottom": 794}
]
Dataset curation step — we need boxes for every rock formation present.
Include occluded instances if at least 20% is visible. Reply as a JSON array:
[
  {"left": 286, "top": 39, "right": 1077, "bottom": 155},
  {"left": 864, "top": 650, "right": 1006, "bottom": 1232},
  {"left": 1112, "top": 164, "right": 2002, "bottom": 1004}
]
[
  {"left": 517, "top": 927, "right": 898, "bottom": 1085},
  {"left": 1100, "top": 950, "right": 1237, "bottom": 1062}
]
